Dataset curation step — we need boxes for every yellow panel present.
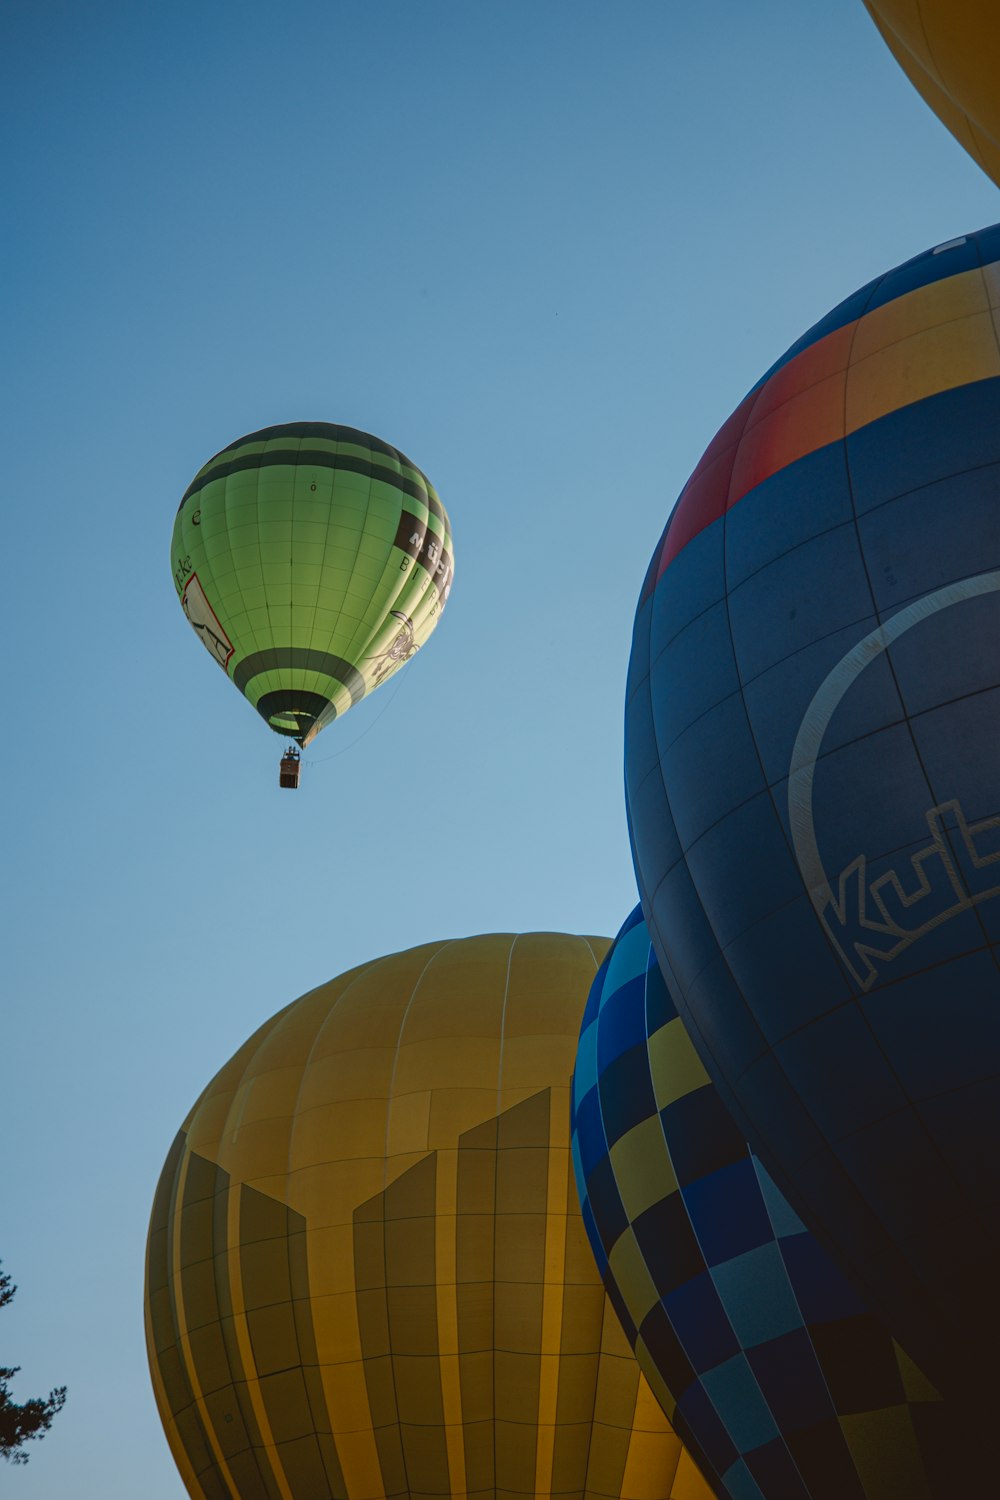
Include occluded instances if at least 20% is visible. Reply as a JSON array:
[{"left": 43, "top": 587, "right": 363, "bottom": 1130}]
[
  {"left": 850, "top": 266, "right": 990, "bottom": 361},
  {"left": 609, "top": 1116, "right": 678, "bottom": 1222},
  {"left": 608, "top": 1230, "right": 660, "bottom": 1329},
  {"left": 646, "top": 1017, "right": 709, "bottom": 1110},
  {"left": 846, "top": 310, "right": 1000, "bottom": 432},
  {"left": 839, "top": 1405, "right": 931, "bottom": 1500}
]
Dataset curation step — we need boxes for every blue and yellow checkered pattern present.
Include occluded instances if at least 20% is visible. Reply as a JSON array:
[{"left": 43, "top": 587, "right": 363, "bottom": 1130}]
[{"left": 571, "top": 907, "right": 953, "bottom": 1500}]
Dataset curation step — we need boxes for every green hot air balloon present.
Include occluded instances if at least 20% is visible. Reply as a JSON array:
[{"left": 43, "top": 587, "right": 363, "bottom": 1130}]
[{"left": 170, "top": 423, "right": 454, "bottom": 785}]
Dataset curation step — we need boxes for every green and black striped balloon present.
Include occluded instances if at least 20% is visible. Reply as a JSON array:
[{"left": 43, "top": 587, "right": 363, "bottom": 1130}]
[{"left": 170, "top": 423, "right": 454, "bottom": 746}]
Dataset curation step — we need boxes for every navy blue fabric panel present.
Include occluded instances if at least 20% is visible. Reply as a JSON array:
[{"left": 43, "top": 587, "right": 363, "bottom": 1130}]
[
  {"left": 910, "top": 684, "right": 1000, "bottom": 824},
  {"left": 674, "top": 951, "right": 768, "bottom": 1085},
  {"left": 778, "top": 1232, "right": 866, "bottom": 1325},
  {"left": 574, "top": 1089, "right": 608, "bottom": 1195},
  {"left": 721, "top": 895, "right": 849, "bottom": 1049},
  {"left": 632, "top": 1189, "right": 706, "bottom": 1292},
  {"left": 645, "top": 856, "right": 729, "bottom": 995},
  {"left": 745, "top": 1328, "right": 835, "bottom": 1432},
  {"left": 731, "top": 1055, "right": 827, "bottom": 1175},
  {"left": 742, "top": 1438, "right": 812, "bottom": 1500},
  {"left": 648, "top": 599, "right": 741, "bottom": 750},
  {"left": 677, "top": 1379, "right": 739, "bottom": 1481},
  {"left": 627, "top": 596, "right": 653, "bottom": 690},
  {"left": 660, "top": 1086, "right": 745, "bottom": 1186},
  {"left": 888, "top": 589, "right": 1000, "bottom": 721},
  {"left": 864, "top": 948, "right": 1000, "bottom": 1100},
  {"left": 582, "top": 1151, "right": 628, "bottom": 1255},
  {"left": 742, "top": 613, "right": 903, "bottom": 789},
  {"left": 663, "top": 1271, "right": 740, "bottom": 1374},
  {"left": 864, "top": 235, "right": 980, "bottom": 309},
  {"left": 597, "top": 1042, "right": 657, "bottom": 1147},
  {"left": 596, "top": 974, "right": 648, "bottom": 1070},
  {"left": 858, "top": 458, "right": 1000, "bottom": 610},
  {"left": 624, "top": 673, "right": 659, "bottom": 786},
  {"left": 642, "top": 950, "right": 677, "bottom": 1032},
  {"left": 682, "top": 1159, "right": 773, "bottom": 1264},
  {"left": 808, "top": 720, "right": 935, "bottom": 888},
  {"left": 726, "top": 521, "right": 873, "bottom": 684},
  {"left": 724, "top": 441, "right": 854, "bottom": 591},
  {"left": 774, "top": 1005, "right": 908, "bottom": 1142},
  {"left": 849, "top": 377, "right": 1000, "bottom": 516},
  {"left": 649, "top": 514, "right": 726, "bottom": 652},
  {"left": 659, "top": 693, "right": 768, "bottom": 852},
  {"left": 638, "top": 1301, "right": 697, "bottom": 1403},
  {"left": 683, "top": 791, "right": 804, "bottom": 952},
  {"left": 626, "top": 763, "right": 682, "bottom": 896}
]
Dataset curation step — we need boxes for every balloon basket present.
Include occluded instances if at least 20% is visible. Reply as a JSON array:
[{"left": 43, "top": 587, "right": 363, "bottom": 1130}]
[{"left": 279, "top": 747, "right": 301, "bottom": 789}]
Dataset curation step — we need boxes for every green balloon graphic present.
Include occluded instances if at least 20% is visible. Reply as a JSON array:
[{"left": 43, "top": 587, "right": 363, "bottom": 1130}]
[{"left": 171, "top": 423, "right": 454, "bottom": 751}]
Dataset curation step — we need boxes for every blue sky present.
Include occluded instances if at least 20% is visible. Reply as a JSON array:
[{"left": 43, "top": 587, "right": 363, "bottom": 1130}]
[{"left": 3, "top": 2, "right": 997, "bottom": 1494}]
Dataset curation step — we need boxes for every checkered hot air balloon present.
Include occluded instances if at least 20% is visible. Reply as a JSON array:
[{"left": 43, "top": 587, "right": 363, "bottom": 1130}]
[{"left": 571, "top": 908, "right": 964, "bottom": 1499}]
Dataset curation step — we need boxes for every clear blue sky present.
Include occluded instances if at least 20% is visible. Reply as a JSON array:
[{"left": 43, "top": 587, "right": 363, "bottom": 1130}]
[{"left": 3, "top": 2, "right": 996, "bottom": 1493}]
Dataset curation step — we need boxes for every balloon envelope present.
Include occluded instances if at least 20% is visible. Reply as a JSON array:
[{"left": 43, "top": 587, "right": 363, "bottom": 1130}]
[
  {"left": 625, "top": 224, "right": 1000, "bottom": 1402},
  {"left": 572, "top": 908, "right": 956, "bottom": 1500},
  {"left": 864, "top": 1, "right": 1000, "bottom": 187},
  {"left": 145, "top": 932, "right": 712, "bottom": 1500},
  {"left": 170, "top": 422, "right": 454, "bottom": 746}
]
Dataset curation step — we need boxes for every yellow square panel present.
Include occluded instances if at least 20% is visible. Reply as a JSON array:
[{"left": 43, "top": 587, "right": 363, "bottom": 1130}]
[
  {"left": 846, "top": 312, "right": 1000, "bottom": 433},
  {"left": 608, "top": 1230, "right": 660, "bottom": 1327},
  {"left": 500, "top": 1035, "right": 577, "bottom": 1091},
  {"left": 494, "top": 1213, "right": 546, "bottom": 1282},
  {"left": 429, "top": 1087, "right": 505, "bottom": 1150},
  {"left": 495, "top": 1350, "right": 542, "bottom": 1424},
  {"left": 386, "top": 1089, "right": 432, "bottom": 1156},
  {"left": 455, "top": 1281, "right": 493, "bottom": 1349},
  {"left": 852, "top": 267, "right": 990, "bottom": 361},
  {"left": 493, "top": 1418, "right": 538, "bottom": 1491},
  {"left": 246, "top": 1302, "right": 301, "bottom": 1378},
  {"left": 385, "top": 1225, "right": 437, "bottom": 1292},
  {"left": 309, "top": 1290, "right": 363, "bottom": 1365},
  {"left": 559, "top": 1284, "right": 606, "bottom": 1355},
  {"left": 294, "top": 1097, "right": 388, "bottom": 1167},
  {"left": 297, "top": 1048, "right": 396, "bottom": 1108},
  {"left": 647, "top": 1017, "right": 709, "bottom": 1111},
  {"left": 610, "top": 1115, "right": 678, "bottom": 1222},
  {"left": 393, "top": 1354, "right": 447, "bottom": 1425},
  {"left": 288, "top": 1158, "right": 386, "bottom": 1227},
  {"left": 494, "top": 1281, "right": 544, "bottom": 1351},
  {"left": 495, "top": 1145, "right": 549, "bottom": 1214}
]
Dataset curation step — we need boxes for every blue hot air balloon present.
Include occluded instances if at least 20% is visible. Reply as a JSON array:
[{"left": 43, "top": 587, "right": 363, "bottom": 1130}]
[
  {"left": 624, "top": 224, "right": 1000, "bottom": 1406},
  {"left": 571, "top": 907, "right": 958, "bottom": 1500}
]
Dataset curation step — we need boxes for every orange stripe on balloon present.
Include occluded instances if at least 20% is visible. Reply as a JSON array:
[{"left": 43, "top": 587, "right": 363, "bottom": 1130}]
[{"left": 654, "top": 266, "right": 1000, "bottom": 587}]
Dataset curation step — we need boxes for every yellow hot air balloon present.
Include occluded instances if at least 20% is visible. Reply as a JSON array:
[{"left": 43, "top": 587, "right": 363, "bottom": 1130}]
[
  {"left": 144, "top": 933, "right": 713, "bottom": 1500},
  {"left": 863, "top": 1, "right": 1000, "bottom": 186}
]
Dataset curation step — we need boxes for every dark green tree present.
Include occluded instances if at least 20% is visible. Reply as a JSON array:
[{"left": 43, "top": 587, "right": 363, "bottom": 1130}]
[{"left": 0, "top": 1263, "right": 66, "bottom": 1464}]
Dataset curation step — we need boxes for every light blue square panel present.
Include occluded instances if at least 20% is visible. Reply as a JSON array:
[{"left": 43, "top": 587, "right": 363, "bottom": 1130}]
[
  {"left": 720, "top": 1457, "right": 768, "bottom": 1500},
  {"left": 573, "top": 1019, "right": 599, "bottom": 1106},
  {"left": 710, "top": 1241, "right": 802, "bottom": 1349},
  {"left": 701, "top": 1352, "right": 779, "bottom": 1454}
]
